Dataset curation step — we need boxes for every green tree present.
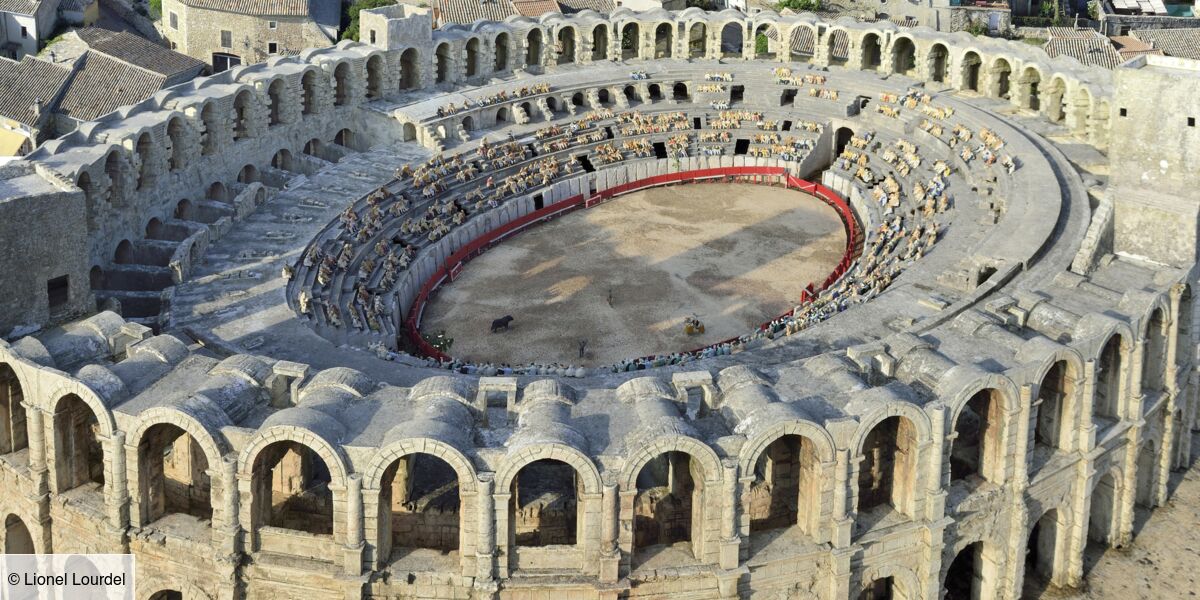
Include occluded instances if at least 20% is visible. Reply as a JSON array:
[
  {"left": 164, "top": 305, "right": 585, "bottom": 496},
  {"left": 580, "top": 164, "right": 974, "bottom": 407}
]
[
  {"left": 341, "top": 0, "right": 395, "bottom": 41},
  {"left": 755, "top": 33, "right": 770, "bottom": 55},
  {"left": 965, "top": 21, "right": 988, "bottom": 36},
  {"left": 776, "top": 0, "right": 821, "bottom": 12}
]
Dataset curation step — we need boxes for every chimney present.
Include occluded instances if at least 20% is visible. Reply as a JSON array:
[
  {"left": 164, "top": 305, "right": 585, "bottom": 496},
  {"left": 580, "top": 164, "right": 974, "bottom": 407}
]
[{"left": 31, "top": 98, "right": 42, "bottom": 120}]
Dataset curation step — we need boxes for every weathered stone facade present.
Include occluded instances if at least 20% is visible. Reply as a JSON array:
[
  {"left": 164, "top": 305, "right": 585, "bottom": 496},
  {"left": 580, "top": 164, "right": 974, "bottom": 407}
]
[{"left": 0, "top": 6, "right": 1197, "bottom": 600}]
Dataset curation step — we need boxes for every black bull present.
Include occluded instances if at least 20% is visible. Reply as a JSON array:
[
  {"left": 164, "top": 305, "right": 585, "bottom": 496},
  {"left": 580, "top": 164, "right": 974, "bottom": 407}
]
[{"left": 490, "top": 315, "right": 514, "bottom": 332}]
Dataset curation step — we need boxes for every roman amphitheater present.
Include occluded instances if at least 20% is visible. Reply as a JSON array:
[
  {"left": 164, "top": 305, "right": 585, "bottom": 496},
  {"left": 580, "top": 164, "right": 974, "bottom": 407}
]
[{"left": 1, "top": 5, "right": 1199, "bottom": 599}]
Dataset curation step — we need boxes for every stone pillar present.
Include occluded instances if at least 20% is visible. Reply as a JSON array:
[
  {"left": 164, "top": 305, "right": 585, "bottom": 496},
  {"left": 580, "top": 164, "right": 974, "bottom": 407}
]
[
  {"left": 343, "top": 474, "right": 364, "bottom": 575},
  {"left": 1129, "top": 339, "right": 1147, "bottom": 420},
  {"left": 475, "top": 474, "right": 496, "bottom": 582},
  {"left": 1000, "top": 386, "right": 1034, "bottom": 600},
  {"left": 1117, "top": 424, "right": 1141, "bottom": 547},
  {"left": 925, "top": 403, "right": 947, "bottom": 520},
  {"left": 104, "top": 431, "right": 129, "bottom": 534},
  {"left": 718, "top": 460, "right": 740, "bottom": 570},
  {"left": 1157, "top": 409, "right": 1175, "bottom": 505},
  {"left": 599, "top": 482, "right": 620, "bottom": 582},
  {"left": 1066, "top": 458, "right": 1093, "bottom": 587},
  {"left": 216, "top": 457, "right": 239, "bottom": 554},
  {"left": 23, "top": 402, "right": 48, "bottom": 493}
]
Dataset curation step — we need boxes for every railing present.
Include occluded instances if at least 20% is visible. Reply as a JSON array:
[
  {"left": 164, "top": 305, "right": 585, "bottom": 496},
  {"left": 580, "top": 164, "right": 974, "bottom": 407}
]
[{"left": 404, "top": 166, "right": 862, "bottom": 365}]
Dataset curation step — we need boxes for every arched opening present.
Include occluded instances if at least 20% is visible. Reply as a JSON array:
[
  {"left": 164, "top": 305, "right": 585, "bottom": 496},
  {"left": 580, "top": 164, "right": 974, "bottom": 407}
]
[
  {"left": 78, "top": 172, "right": 95, "bottom": 227},
  {"left": 493, "top": 34, "right": 509, "bottom": 72},
  {"left": 1135, "top": 442, "right": 1157, "bottom": 508},
  {"left": 597, "top": 89, "right": 611, "bottom": 107},
  {"left": 753, "top": 24, "right": 776, "bottom": 59},
  {"left": 891, "top": 37, "right": 916, "bottom": 75},
  {"left": 138, "top": 423, "right": 213, "bottom": 526},
  {"left": 333, "top": 62, "right": 350, "bottom": 106},
  {"left": 928, "top": 43, "right": 948, "bottom": 82},
  {"left": 301, "top": 70, "right": 317, "bottom": 115},
  {"left": 1178, "top": 286, "right": 1193, "bottom": 369},
  {"left": 526, "top": 29, "right": 543, "bottom": 68},
  {"left": 945, "top": 542, "right": 986, "bottom": 599},
  {"left": 145, "top": 217, "right": 163, "bottom": 238},
  {"left": 0, "top": 364, "right": 27, "bottom": 455},
  {"left": 1042, "top": 77, "right": 1067, "bottom": 122},
  {"left": 90, "top": 265, "right": 103, "bottom": 290},
  {"left": 134, "top": 132, "right": 153, "bottom": 190},
  {"left": 557, "top": 27, "right": 576, "bottom": 64},
  {"left": 465, "top": 38, "right": 480, "bottom": 77},
  {"left": 334, "top": 128, "right": 355, "bottom": 150},
  {"left": 167, "top": 118, "right": 185, "bottom": 171},
  {"left": 1095, "top": 335, "right": 1124, "bottom": 425},
  {"left": 720, "top": 22, "right": 742, "bottom": 58},
  {"left": 519, "top": 101, "right": 534, "bottom": 119},
  {"left": 207, "top": 181, "right": 228, "bottom": 203},
  {"left": 789, "top": 26, "right": 815, "bottom": 62},
  {"left": 495, "top": 107, "right": 509, "bottom": 123},
  {"left": 961, "top": 52, "right": 981, "bottom": 92},
  {"left": 571, "top": 92, "right": 584, "bottom": 107},
  {"left": 1033, "top": 360, "right": 1074, "bottom": 466},
  {"left": 1087, "top": 470, "right": 1120, "bottom": 548},
  {"left": 267, "top": 79, "right": 284, "bottom": 125},
  {"left": 174, "top": 199, "right": 194, "bottom": 221},
  {"left": 647, "top": 84, "right": 662, "bottom": 101},
  {"left": 4, "top": 514, "right": 34, "bottom": 553},
  {"left": 461, "top": 116, "right": 474, "bottom": 131},
  {"left": 859, "top": 577, "right": 900, "bottom": 600},
  {"left": 1025, "top": 510, "right": 1063, "bottom": 592},
  {"left": 114, "top": 239, "right": 134, "bottom": 263},
  {"left": 53, "top": 394, "right": 104, "bottom": 493},
  {"left": 232, "top": 91, "right": 253, "bottom": 140},
  {"left": 1144, "top": 308, "right": 1168, "bottom": 393},
  {"left": 435, "top": 43, "right": 450, "bottom": 84},
  {"left": 857, "top": 416, "right": 917, "bottom": 525},
  {"left": 1018, "top": 67, "right": 1041, "bottom": 111},
  {"left": 861, "top": 33, "right": 882, "bottom": 70},
  {"left": 634, "top": 451, "right": 706, "bottom": 565},
  {"left": 237, "top": 164, "right": 258, "bottom": 184},
  {"left": 104, "top": 151, "right": 125, "bottom": 203},
  {"left": 401, "top": 48, "right": 419, "bottom": 89},
  {"left": 366, "top": 54, "right": 384, "bottom": 99},
  {"left": 623, "top": 85, "right": 637, "bottom": 104},
  {"left": 148, "top": 591, "right": 183, "bottom": 600},
  {"left": 689, "top": 23, "right": 707, "bottom": 58},
  {"left": 654, "top": 23, "right": 672, "bottom": 59},
  {"left": 592, "top": 25, "right": 608, "bottom": 61},
  {"left": 834, "top": 126, "right": 854, "bottom": 159},
  {"left": 510, "top": 459, "right": 579, "bottom": 548},
  {"left": 379, "top": 453, "right": 460, "bottom": 563},
  {"left": 672, "top": 82, "right": 688, "bottom": 101},
  {"left": 546, "top": 97, "right": 559, "bottom": 113},
  {"left": 251, "top": 440, "right": 333, "bottom": 535},
  {"left": 747, "top": 434, "right": 820, "bottom": 546},
  {"left": 950, "top": 388, "right": 1004, "bottom": 485},
  {"left": 828, "top": 30, "right": 849, "bottom": 65},
  {"left": 991, "top": 59, "right": 1012, "bottom": 99},
  {"left": 271, "top": 149, "right": 293, "bottom": 171},
  {"left": 200, "top": 103, "right": 218, "bottom": 155},
  {"left": 621, "top": 23, "right": 639, "bottom": 60}
]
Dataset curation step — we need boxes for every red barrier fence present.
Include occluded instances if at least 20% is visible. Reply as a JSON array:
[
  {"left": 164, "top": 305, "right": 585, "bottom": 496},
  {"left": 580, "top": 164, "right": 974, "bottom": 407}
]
[{"left": 404, "top": 167, "right": 861, "bottom": 364}]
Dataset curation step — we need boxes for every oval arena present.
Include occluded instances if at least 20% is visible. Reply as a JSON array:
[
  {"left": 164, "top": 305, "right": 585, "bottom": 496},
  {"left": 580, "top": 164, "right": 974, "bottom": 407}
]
[{"left": 0, "top": 6, "right": 1198, "bottom": 600}]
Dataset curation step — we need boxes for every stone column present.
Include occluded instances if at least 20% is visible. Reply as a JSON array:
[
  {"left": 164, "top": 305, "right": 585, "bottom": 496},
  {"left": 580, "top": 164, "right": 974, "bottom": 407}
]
[
  {"left": 1066, "top": 458, "right": 1093, "bottom": 587},
  {"left": 1157, "top": 410, "right": 1175, "bottom": 505},
  {"left": 925, "top": 403, "right": 947, "bottom": 520},
  {"left": 104, "top": 431, "right": 129, "bottom": 534},
  {"left": 599, "top": 482, "right": 620, "bottom": 582},
  {"left": 343, "top": 474, "right": 364, "bottom": 575},
  {"left": 1129, "top": 339, "right": 1147, "bottom": 420},
  {"left": 718, "top": 460, "right": 740, "bottom": 570},
  {"left": 23, "top": 403, "right": 48, "bottom": 493},
  {"left": 475, "top": 474, "right": 496, "bottom": 582},
  {"left": 1000, "top": 385, "right": 1034, "bottom": 600},
  {"left": 215, "top": 457, "right": 239, "bottom": 554},
  {"left": 1117, "top": 424, "right": 1141, "bottom": 547}
]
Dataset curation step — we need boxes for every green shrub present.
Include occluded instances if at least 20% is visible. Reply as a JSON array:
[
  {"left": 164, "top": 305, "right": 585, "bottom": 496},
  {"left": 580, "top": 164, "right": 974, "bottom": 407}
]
[
  {"left": 776, "top": 0, "right": 821, "bottom": 11},
  {"left": 341, "top": 0, "right": 395, "bottom": 41}
]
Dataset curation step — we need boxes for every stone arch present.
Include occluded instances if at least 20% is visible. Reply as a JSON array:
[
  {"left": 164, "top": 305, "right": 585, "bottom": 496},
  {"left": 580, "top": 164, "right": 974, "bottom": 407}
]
[
  {"left": 827, "top": 29, "right": 850, "bottom": 65},
  {"left": 526, "top": 28, "right": 544, "bottom": 68},
  {"left": 855, "top": 413, "right": 921, "bottom": 521},
  {"left": 461, "top": 115, "right": 474, "bottom": 131},
  {"left": 199, "top": 102, "right": 218, "bottom": 155},
  {"left": 859, "top": 564, "right": 921, "bottom": 600},
  {"left": 557, "top": 26, "right": 576, "bottom": 64},
  {"left": 990, "top": 57, "right": 1012, "bottom": 99},
  {"left": 928, "top": 42, "right": 949, "bottom": 82},
  {"left": 623, "top": 84, "right": 637, "bottom": 103},
  {"left": 147, "top": 591, "right": 182, "bottom": 600},
  {"left": 237, "top": 426, "right": 349, "bottom": 488},
  {"left": 465, "top": 37, "right": 481, "bottom": 76},
  {"left": 860, "top": 32, "right": 882, "bottom": 70},
  {"left": 591, "top": 24, "right": 609, "bottom": 61},
  {"left": 3, "top": 513, "right": 34, "bottom": 553},
  {"left": 1032, "top": 358, "right": 1080, "bottom": 460},
  {"left": 620, "top": 22, "right": 639, "bottom": 60},
  {"left": 1135, "top": 440, "right": 1158, "bottom": 507},
  {"left": 1144, "top": 305, "right": 1169, "bottom": 393},
  {"left": 789, "top": 25, "right": 816, "bottom": 61},
  {"left": 231, "top": 90, "right": 253, "bottom": 140},
  {"left": 493, "top": 34, "right": 509, "bottom": 72},
  {"left": 630, "top": 446, "right": 714, "bottom": 564},
  {"left": 688, "top": 22, "right": 707, "bottom": 58},
  {"left": 672, "top": 82, "right": 688, "bottom": 101},
  {"left": 271, "top": 148, "right": 293, "bottom": 171},
  {"left": 1042, "top": 75, "right": 1069, "bottom": 122},
  {"left": 366, "top": 53, "right": 385, "bottom": 99},
  {"left": 743, "top": 427, "right": 829, "bottom": 539},
  {"left": 334, "top": 128, "right": 356, "bottom": 149},
  {"left": 1177, "top": 284, "right": 1193, "bottom": 370},
  {"left": 166, "top": 117, "right": 186, "bottom": 171},
  {"left": 1087, "top": 466, "right": 1122, "bottom": 548},
  {"left": 114, "top": 238, "right": 134, "bottom": 263},
  {"left": 0, "top": 363, "right": 27, "bottom": 455},
  {"left": 375, "top": 447, "right": 468, "bottom": 559},
  {"left": 364, "top": 439, "right": 477, "bottom": 495},
  {"left": 949, "top": 386, "right": 1010, "bottom": 485},
  {"left": 77, "top": 171, "right": 96, "bottom": 227},
  {"left": 1024, "top": 507, "right": 1070, "bottom": 589},
  {"left": 134, "top": 132, "right": 153, "bottom": 190},
  {"left": 891, "top": 35, "right": 917, "bottom": 75},
  {"left": 942, "top": 539, "right": 1001, "bottom": 599},
  {"left": 239, "top": 427, "right": 349, "bottom": 537},
  {"left": 960, "top": 50, "right": 982, "bottom": 91},
  {"left": 237, "top": 163, "right": 258, "bottom": 184},
  {"left": 435, "top": 42, "right": 451, "bottom": 83},
  {"left": 495, "top": 106, "right": 509, "bottom": 123},
  {"left": 719, "top": 21, "right": 743, "bottom": 58},
  {"left": 496, "top": 443, "right": 601, "bottom": 496},
  {"left": 508, "top": 458, "right": 582, "bottom": 548},
  {"left": 621, "top": 436, "right": 722, "bottom": 491},
  {"left": 104, "top": 149, "right": 126, "bottom": 204},
  {"left": 1094, "top": 332, "right": 1128, "bottom": 423},
  {"left": 207, "top": 181, "right": 228, "bottom": 203},
  {"left": 301, "top": 69, "right": 318, "bottom": 115},
  {"left": 400, "top": 48, "right": 420, "bottom": 89},
  {"left": 1068, "top": 84, "right": 1092, "bottom": 134},
  {"left": 267, "top": 78, "right": 285, "bottom": 125},
  {"left": 131, "top": 418, "right": 221, "bottom": 526},
  {"left": 333, "top": 61, "right": 351, "bottom": 106},
  {"left": 653, "top": 22, "right": 672, "bottom": 59},
  {"left": 52, "top": 392, "right": 106, "bottom": 493},
  {"left": 753, "top": 22, "right": 778, "bottom": 59},
  {"left": 1017, "top": 65, "right": 1043, "bottom": 111}
]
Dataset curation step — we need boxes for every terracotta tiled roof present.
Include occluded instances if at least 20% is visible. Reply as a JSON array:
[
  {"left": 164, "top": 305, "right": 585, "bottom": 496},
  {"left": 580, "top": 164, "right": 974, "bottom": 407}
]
[
  {"left": 0, "top": 56, "right": 71, "bottom": 127},
  {"left": 178, "top": 0, "right": 309, "bottom": 16},
  {"left": 435, "top": 0, "right": 519, "bottom": 24},
  {"left": 76, "top": 28, "right": 206, "bottom": 81},
  {"left": 56, "top": 52, "right": 167, "bottom": 122},
  {"left": 511, "top": 0, "right": 557, "bottom": 17},
  {"left": 1043, "top": 29, "right": 1123, "bottom": 69},
  {"left": 0, "top": 0, "right": 39, "bottom": 15},
  {"left": 1131, "top": 27, "right": 1200, "bottom": 60},
  {"left": 557, "top": 0, "right": 613, "bottom": 13}
]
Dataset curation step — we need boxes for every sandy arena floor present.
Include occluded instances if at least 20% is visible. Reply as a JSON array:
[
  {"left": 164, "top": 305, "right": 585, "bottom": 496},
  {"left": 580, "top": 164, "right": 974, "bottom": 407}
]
[{"left": 419, "top": 182, "right": 847, "bottom": 366}]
